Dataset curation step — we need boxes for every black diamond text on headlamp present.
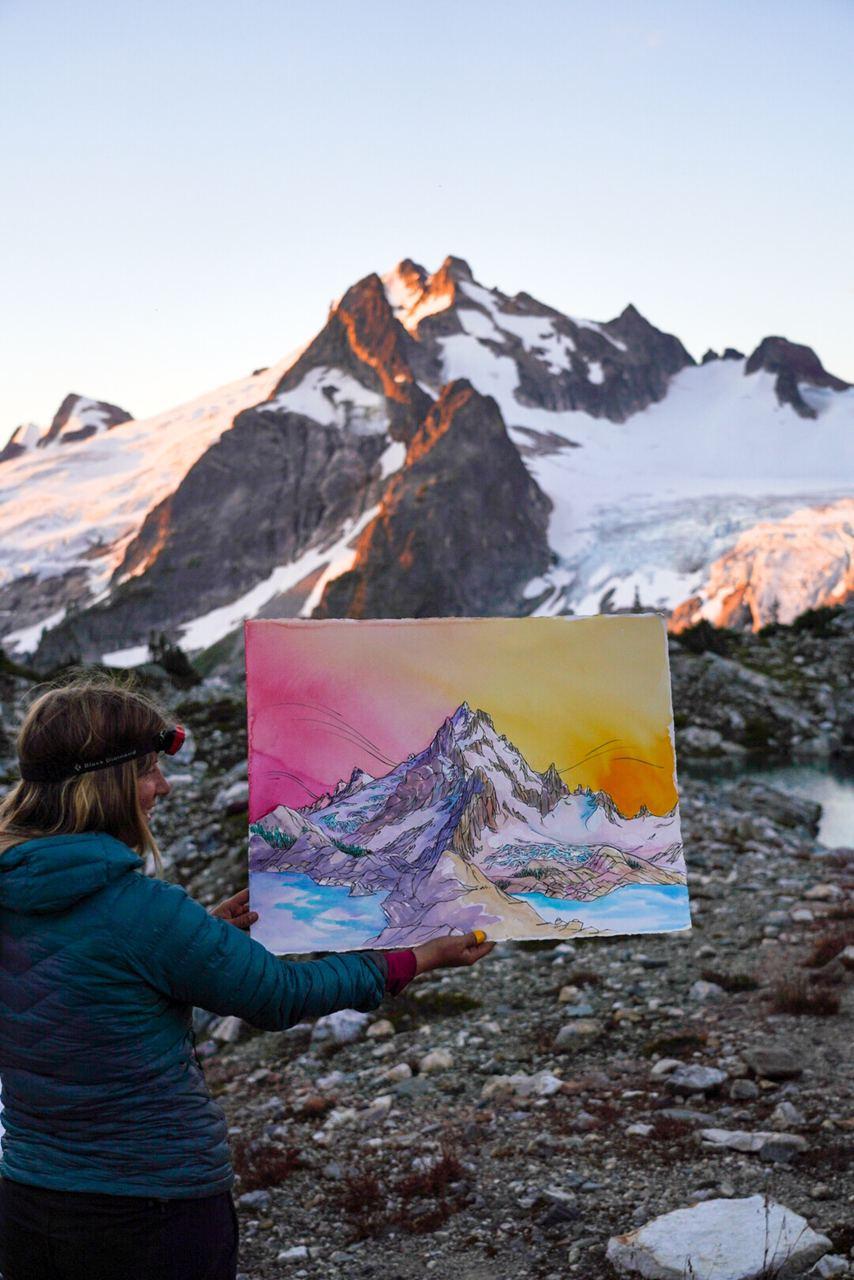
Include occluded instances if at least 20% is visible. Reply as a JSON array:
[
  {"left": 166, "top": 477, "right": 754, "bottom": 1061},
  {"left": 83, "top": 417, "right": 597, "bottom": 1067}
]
[{"left": 18, "top": 725, "right": 185, "bottom": 784}]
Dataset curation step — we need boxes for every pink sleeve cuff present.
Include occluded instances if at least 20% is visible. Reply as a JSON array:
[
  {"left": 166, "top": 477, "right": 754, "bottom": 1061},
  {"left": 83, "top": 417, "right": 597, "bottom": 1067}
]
[{"left": 384, "top": 949, "right": 417, "bottom": 995}]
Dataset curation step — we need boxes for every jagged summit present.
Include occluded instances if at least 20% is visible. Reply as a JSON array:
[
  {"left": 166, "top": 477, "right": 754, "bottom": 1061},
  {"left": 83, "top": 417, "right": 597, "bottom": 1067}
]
[{"left": 745, "top": 335, "right": 850, "bottom": 419}]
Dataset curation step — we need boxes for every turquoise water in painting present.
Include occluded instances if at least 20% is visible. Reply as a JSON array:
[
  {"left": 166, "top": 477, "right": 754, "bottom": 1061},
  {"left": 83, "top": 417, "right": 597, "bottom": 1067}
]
[
  {"left": 250, "top": 871, "right": 691, "bottom": 952},
  {"left": 250, "top": 871, "right": 388, "bottom": 952},
  {"left": 518, "top": 883, "right": 691, "bottom": 934}
]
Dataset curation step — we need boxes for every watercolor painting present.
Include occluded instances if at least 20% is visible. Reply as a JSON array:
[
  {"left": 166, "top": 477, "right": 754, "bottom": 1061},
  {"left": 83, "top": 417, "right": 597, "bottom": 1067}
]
[{"left": 246, "top": 616, "right": 690, "bottom": 953}]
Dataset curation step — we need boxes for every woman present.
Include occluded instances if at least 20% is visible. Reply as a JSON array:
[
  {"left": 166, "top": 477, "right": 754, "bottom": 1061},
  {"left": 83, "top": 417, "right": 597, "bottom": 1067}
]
[{"left": 0, "top": 674, "right": 492, "bottom": 1280}]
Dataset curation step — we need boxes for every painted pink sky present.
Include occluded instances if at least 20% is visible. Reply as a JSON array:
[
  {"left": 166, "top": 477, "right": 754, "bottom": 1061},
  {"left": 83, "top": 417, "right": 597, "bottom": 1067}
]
[{"left": 246, "top": 620, "right": 460, "bottom": 820}]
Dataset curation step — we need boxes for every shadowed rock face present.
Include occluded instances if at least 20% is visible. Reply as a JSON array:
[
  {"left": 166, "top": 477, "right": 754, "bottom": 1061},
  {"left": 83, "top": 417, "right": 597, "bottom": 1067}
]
[
  {"left": 314, "top": 379, "right": 553, "bottom": 619},
  {"left": 41, "top": 394, "right": 132, "bottom": 446},
  {"left": 34, "top": 408, "right": 389, "bottom": 665},
  {"left": 745, "top": 336, "right": 850, "bottom": 418}
]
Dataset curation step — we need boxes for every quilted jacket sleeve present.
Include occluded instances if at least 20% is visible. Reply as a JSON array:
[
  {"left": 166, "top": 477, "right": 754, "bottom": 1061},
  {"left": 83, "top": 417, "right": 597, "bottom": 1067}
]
[{"left": 111, "top": 873, "right": 386, "bottom": 1029}]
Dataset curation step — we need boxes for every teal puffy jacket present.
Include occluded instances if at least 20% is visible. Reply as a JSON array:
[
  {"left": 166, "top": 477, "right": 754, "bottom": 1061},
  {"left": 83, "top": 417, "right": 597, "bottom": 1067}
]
[{"left": 0, "top": 832, "right": 386, "bottom": 1197}]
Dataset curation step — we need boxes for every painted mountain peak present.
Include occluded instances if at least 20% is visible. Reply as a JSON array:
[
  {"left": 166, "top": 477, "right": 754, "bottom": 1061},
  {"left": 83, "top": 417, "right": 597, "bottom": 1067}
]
[{"left": 249, "top": 702, "right": 686, "bottom": 949}]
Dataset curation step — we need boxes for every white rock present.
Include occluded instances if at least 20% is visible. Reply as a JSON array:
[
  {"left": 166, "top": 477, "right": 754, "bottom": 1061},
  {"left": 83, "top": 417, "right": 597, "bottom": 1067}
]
[
  {"left": 606, "top": 1195, "right": 832, "bottom": 1279},
  {"left": 361, "top": 1094, "right": 393, "bottom": 1124},
  {"left": 419, "top": 1048, "right": 454, "bottom": 1074},
  {"left": 689, "top": 980, "right": 725, "bottom": 1002},
  {"left": 366, "top": 1018, "right": 395, "bottom": 1039},
  {"left": 803, "top": 883, "right": 841, "bottom": 901},
  {"left": 789, "top": 907, "right": 815, "bottom": 924},
  {"left": 649, "top": 1057, "right": 684, "bottom": 1079},
  {"left": 315, "top": 1070, "right": 346, "bottom": 1092},
  {"left": 840, "top": 945, "right": 854, "bottom": 970},
  {"left": 480, "top": 1075, "right": 515, "bottom": 1101},
  {"left": 311, "top": 1009, "right": 371, "bottom": 1046},
  {"left": 214, "top": 779, "right": 249, "bottom": 813},
  {"left": 700, "top": 1129, "right": 807, "bottom": 1161},
  {"left": 381, "top": 1063, "right": 412, "bottom": 1083},
  {"left": 212, "top": 1015, "right": 247, "bottom": 1044},
  {"left": 276, "top": 1245, "right": 310, "bottom": 1262},
  {"left": 554, "top": 1018, "right": 602, "bottom": 1049},
  {"left": 558, "top": 984, "right": 582, "bottom": 1003},
  {"left": 626, "top": 1123, "right": 654, "bottom": 1137},
  {"left": 666, "top": 1065, "right": 727, "bottom": 1093},
  {"left": 323, "top": 1107, "right": 357, "bottom": 1129},
  {"left": 808, "top": 1255, "right": 851, "bottom": 1277}
]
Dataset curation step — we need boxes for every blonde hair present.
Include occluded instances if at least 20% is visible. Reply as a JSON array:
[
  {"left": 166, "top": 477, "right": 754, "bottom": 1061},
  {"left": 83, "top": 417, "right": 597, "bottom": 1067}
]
[{"left": 0, "top": 671, "right": 169, "bottom": 862}]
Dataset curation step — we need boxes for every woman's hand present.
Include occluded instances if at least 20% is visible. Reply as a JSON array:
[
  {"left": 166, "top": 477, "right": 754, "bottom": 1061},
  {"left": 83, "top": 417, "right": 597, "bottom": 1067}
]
[
  {"left": 411, "top": 931, "right": 495, "bottom": 976},
  {"left": 210, "top": 888, "right": 258, "bottom": 932}
]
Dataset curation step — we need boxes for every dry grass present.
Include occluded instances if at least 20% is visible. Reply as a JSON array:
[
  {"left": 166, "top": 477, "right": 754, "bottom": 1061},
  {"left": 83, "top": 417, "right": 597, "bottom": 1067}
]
[
  {"left": 767, "top": 974, "right": 841, "bottom": 1016},
  {"left": 804, "top": 927, "right": 854, "bottom": 968},
  {"left": 232, "top": 1138, "right": 302, "bottom": 1191}
]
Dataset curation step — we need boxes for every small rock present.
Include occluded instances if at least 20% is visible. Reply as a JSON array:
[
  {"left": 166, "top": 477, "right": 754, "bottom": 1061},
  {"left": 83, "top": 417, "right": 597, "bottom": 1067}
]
[
  {"left": 311, "top": 1010, "right": 370, "bottom": 1047},
  {"left": 419, "top": 1049, "right": 454, "bottom": 1074},
  {"left": 689, "top": 980, "right": 725, "bottom": 1002},
  {"left": 276, "top": 1246, "right": 310, "bottom": 1262},
  {"left": 665, "top": 1065, "right": 727, "bottom": 1094},
  {"left": 238, "top": 1189, "right": 272, "bottom": 1211},
  {"left": 558, "top": 984, "right": 582, "bottom": 1003},
  {"left": 840, "top": 945, "right": 854, "bottom": 971},
  {"left": 808, "top": 1254, "right": 850, "bottom": 1277},
  {"left": 809, "top": 1183, "right": 833, "bottom": 1200},
  {"left": 366, "top": 1018, "right": 395, "bottom": 1039},
  {"left": 606, "top": 1195, "right": 832, "bottom": 1279},
  {"left": 649, "top": 1057, "right": 684, "bottom": 1079},
  {"left": 212, "top": 1015, "right": 249, "bottom": 1044},
  {"left": 730, "top": 1079, "right": 759, "bottom": 1101},
  {"left": 555, "top": 1019, "right": 602, "bottom": 1049},
  {"left": 381, "top": 1063, "right": 412, "bottom": 1084},
  {"left": 214, "top": 780, "right": 249, "bottom": 814},
  {"left": 561, "top": 1001, "right": 596, "bottom": 1018},
  {"left": 790, "top": 907, "right": 815, "bottom": 924},
  {"left": 803, "top": 884, "right": 841, "bottom": 900},
  {"left": 626, "top": 1123, "right": 654, "bottom": 1137},
  {"left": 699, "top": 1128, "right": 807, "bottom": 1162},
  {"left": 770, "top": 1100, "right": 805, "bottom": 1129},
  {"left": 744, "top": 1044, "right": 804, "bottom": 1081}
]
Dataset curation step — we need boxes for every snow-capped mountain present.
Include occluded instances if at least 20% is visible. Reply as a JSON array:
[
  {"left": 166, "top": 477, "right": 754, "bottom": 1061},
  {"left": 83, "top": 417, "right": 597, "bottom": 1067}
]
[
  {"left": 249, "top": 703, "right": 685, "bottom": 946},
  {"left": 2, "top": 255, "right": 852, "bottom": 663}
]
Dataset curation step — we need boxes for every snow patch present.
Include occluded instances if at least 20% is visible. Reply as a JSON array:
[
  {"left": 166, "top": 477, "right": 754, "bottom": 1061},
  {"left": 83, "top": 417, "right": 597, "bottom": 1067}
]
[{"left": 259, "top": 367, "right": 388, "bottom": 435}]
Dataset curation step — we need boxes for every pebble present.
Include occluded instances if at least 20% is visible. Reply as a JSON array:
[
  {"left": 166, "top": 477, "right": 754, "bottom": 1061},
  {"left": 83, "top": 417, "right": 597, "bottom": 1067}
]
[
  {"left": 310, "top": 1010, "right": 371, "bottom": 1047},
  {"left": 688, "top": 980, "right": 725, "bottom": 1001},
  {"left": 730, "top": 1078, "right": 759, "bottom": 1101},
  {"left": 237, "top": 1189, "right": 271, "bottom": 1211},
  {"left": 366, "top": 1018, "right": 395, "bottom": 1038},
  {"left": 419, "top": 1049, "right": 454, "bottom": 1073},
  {"left": 555, "top": 1019, "right": 602, "bottom": 1049}
]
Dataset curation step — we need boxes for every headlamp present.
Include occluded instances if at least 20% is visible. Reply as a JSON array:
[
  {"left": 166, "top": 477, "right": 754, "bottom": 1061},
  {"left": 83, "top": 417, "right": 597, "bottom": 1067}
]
[{"left": 19, "top": 725, "right": 186, "bottom": 784}]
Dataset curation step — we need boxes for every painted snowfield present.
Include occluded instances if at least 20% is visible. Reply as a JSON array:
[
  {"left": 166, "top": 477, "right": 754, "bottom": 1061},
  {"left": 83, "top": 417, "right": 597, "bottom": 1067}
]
[{"left": 246, "top": 615, "right": 690, "bottom": 953}]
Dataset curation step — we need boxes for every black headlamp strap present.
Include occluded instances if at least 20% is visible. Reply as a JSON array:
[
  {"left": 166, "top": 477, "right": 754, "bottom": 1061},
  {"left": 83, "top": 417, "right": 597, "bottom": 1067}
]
[{"left": 19, "top": 726, "right": 184, "bottom": 784}]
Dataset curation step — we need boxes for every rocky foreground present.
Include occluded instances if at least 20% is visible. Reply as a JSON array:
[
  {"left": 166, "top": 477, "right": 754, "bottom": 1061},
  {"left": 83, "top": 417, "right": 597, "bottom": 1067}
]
[{"left": 0, "top": 610, "right": 852, "bottom": 1279}]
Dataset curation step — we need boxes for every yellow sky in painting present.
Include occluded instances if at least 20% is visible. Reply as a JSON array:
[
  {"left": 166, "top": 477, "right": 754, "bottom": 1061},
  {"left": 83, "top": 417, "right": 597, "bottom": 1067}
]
[
  {"left": 379, "top": 615, "right": 678, "bottom": 817},
  {"left": 250, "top": 614, "right": 678, "bottom": 817}
]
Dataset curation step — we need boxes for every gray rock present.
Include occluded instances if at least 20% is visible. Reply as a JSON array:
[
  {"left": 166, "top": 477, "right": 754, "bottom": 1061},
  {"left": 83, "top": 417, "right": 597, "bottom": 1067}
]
[
  {"left": 555, "top": 1019, "right": 603, "bottom": 1049},
  {"left": 237, "top": 1189, "right": 272, "bottom": 1211},
  {"left": 744, "top": 1044, "right": 804, "bottom": 1081},
  {"left": 665, "top": 1065, "right": 727, "bottom": 1094}
]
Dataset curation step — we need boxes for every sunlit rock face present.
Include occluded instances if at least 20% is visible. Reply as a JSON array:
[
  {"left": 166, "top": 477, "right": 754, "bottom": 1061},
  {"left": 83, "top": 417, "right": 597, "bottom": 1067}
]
[
  {"left": 1, "top": 255, "right": 852, "bottom": 664},
  {"left": 315, "top": 379, "right": 552, "bottom": 620},
  {"left": 670, "top": 500, "right": 854, "bottom": 632}
]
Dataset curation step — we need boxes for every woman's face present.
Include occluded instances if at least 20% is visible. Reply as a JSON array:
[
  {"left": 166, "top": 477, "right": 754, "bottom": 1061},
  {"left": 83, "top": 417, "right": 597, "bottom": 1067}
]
[{"left": 137, "top": 757, "right": 171, "bottom": 819}]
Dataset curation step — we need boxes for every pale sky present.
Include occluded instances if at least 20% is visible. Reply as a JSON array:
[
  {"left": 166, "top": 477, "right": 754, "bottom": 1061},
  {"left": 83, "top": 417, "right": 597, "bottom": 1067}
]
[{"left": 1, "top": 0, "right": 852, "bottom": 442}]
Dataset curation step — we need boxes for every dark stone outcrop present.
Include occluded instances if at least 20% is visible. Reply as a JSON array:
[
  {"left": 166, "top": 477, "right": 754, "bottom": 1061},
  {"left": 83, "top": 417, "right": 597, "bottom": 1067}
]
[
  {"left": 745, "top": 337, "right": 849, "bottom": 419},
  {"left": 38, "top": 394, "right": 132, "bottom": 447},
  {"left": 508, "top": 301, "right": 693, "bottom": 422},
  {"left": 34, "top": 408, "right": 389, "bottom": 665},
  {"left": 314, "top": 379, "right": 552, "bottom": 620}
]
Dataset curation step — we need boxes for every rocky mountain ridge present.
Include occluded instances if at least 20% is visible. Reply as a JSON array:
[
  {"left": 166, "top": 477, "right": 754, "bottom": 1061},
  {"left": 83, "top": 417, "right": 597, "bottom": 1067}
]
[{"left": 2, "top": 255, "right": 851, "bottom": 666}]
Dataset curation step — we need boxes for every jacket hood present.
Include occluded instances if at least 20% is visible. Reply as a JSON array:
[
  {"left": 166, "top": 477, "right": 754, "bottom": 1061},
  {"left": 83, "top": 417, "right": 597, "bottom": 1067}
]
[{"left": 0, "top": 832, "right": 141, "bottom": 914}]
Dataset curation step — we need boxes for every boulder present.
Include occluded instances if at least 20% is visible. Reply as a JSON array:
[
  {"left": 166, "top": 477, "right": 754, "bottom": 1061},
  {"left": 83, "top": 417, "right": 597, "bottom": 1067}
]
[
  {"left": 607, "top": 1195, "right": 832, "bottom": 1279},
  {"left": 310, "top": 1009, "right": 371, "bottom": 1047}
]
